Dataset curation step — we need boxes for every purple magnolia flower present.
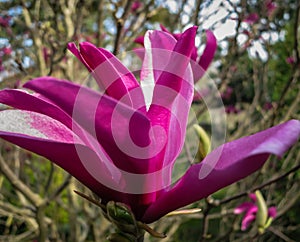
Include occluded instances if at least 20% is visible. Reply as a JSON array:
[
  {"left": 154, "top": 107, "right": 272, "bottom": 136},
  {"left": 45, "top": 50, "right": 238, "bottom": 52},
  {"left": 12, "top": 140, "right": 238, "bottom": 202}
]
[
  {"left": 0, "top": 26, "right": 299, "bottom": 224},
  {"left": 135, "top": 25, "right": 217, "bottom": 82},
  {"left": 234, "top": 192, "right": 277, "bottom": 231}
]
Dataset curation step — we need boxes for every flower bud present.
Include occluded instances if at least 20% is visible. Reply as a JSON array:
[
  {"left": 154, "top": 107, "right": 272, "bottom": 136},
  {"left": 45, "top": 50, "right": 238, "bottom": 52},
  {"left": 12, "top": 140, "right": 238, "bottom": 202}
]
[
  {"left": 193, "top": 124, "right": 211, "bottom": 162},
  {"left": 255, "top": 190, "right": 268, "bottom": 234},
  {"left": 106, "top": 201, "right": 138, "bottom": 234}
]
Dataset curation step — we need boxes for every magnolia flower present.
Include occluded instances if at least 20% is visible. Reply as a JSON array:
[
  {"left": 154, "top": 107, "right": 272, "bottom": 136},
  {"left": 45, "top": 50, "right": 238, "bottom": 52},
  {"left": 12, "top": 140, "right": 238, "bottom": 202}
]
[
  {"left": 135, "top": 25, "right": 217, "bottom": 82},
  {"left": 0, "top": 26, "right": 299, "bottom": 225},
  {"left": 234, "top": 191, "right": 277, "bottom": 232}
]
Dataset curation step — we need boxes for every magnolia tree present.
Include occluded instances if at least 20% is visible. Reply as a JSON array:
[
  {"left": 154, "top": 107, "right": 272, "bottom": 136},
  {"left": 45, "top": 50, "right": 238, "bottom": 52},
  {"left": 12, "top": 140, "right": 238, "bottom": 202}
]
[{"left": 0, "top": 1, "right": 299, "bottom": 242}]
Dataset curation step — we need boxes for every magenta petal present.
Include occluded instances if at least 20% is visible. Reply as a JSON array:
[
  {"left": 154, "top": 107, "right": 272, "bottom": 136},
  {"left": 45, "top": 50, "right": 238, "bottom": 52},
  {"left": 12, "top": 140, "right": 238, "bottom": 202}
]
[
  {"left": 94, "top": 47, "right": 146, "bottom": 108},
  {"left": 0, "top": 89, "right": 73, "bottom": 129},
  {"left": 134, "top": 36, "right": 145, "bottom": 45},
  {"left": 141, "top": 29, "right": 177, "bottom": 87},
  {"left": 160, "top": 24, "right": 172, "bottom": 35},
  {"left": 140, "top": 30, "right": 177, "bottom": 108},
  {"left": 67, "top": 42, "right": 92, "bottom": 71},
  {"left": 240, "top": 204, "right": 258, "bottom": 231},
  {"left": 234, "top": 202, "right": 256, "bottom": 214},
  {"left": 0, "top": 130, "right": 126, "bottom": 204},
  {"left": 244, "top": 205, "right": 258, "bottom": 218},
  {"left": 196, "top": 30, "right": 217, "bottom": 80},
  {"left": 69, "top": 42, "right": 145, "bottom": 108},
  {"left": 24, "top": 77, "right": 167, "bottom": 175},
  {"left": 150, "top": 26, "right": 197, "bottom": 109},
  {"left": 0, "top": 110, "right": 78, "bottom": 143},
  {"left": 24, "top": 77, "right": 88, "bottom": 115},
  {"left": 241, "top": 214, "right": 256, "bottom": 231},
  {"left": 249, "top": 193, "right": 257, "bottom": 202},
  {"left": 268, "top": 206, "right": 277, "bottom": 218},
  {"left": 0, "top": 109, "right": 134, "bottom": 204},
  {"left": 144, "top": 28, "right": 196, "bottom": 175},
  {"left": 0, "top": 89, "right": 96, "bottom": 148},
  {"left": 142, "top": 120, "right": 300, "bottom": 223}
]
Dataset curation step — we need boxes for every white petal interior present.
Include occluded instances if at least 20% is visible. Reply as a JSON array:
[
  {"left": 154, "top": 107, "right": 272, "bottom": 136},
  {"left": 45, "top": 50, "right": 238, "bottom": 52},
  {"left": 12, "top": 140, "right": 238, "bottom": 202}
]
[
  {"left": 141, "top": 30, "right": 155, "bottom": 110},
  {"left": 0, "top": 109, "right": 76, "bottom": 143},
  {"left": 0, "top": 110, "right": 47, "bottom": 138}
]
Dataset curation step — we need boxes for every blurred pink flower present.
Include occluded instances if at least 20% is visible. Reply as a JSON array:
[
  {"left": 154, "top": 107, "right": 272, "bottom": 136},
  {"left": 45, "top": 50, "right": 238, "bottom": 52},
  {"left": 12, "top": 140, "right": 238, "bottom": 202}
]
[
  {"left": 42, "top": 47, "right": 50, "bottom": 64},
  {"left": 225, "top": 104, "right": 239, "bottom": 114},
  {"left": 221, "top": 86, "right": 233, "bottom": 100},
  {"left": 0, "top": 61, "right": 4, "bottom": 72},
  {"left": 265, "top": 0, "right": 277, "bottom": 16},
  {"left": 234, "top": 193, "right": 277, "bottom": 231},
  {"left": 243, "top": 13, "right": 260, "bottom": 24},
  {"left": 0, "top": 15, "right": 11, "bottom": 28},
  {"left": 131, "top": 1, "right": 142, "bottom": 12},
  {"left": 0, "top": 47, "right": 12, "bottom": 56},
  {"left": 286, "top": 56, "right": 296, "bottom": 65},
  {"left": 13, "top": 80, "right": 21, "bottom": 89},
  {"left": 263, "top": 101, "right": 273, "bottom": 111}
]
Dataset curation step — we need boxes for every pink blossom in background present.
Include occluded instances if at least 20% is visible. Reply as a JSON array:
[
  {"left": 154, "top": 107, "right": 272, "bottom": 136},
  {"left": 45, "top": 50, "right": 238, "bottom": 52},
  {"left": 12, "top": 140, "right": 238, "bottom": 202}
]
[
  {"left": 0, "top": 47, "right": 12, "bottom": 56},
  {"left": 13, "top": 80, "right": 21, "bottom": 89},
  {"left": 42, "top": 47, "right": 50, "bottom": 65},
  {"left": 265, "top": 0, "right": 277, "bottom": 16},
  {"left": 0, "top": 26, "right": 299, "bottom": 224},
  {"left": 131, "top": 1, "right": 142, "bottom": 12},
  {"left": 229, "top": 65, "right": 238, "bottom": 73},
  {"left": 0, "top": 15, "right": 11, "bottom": 28},
  {"left": 243, "top": 13, "right": 260, "bottom": 24},
  {"left": 286, "top": 56, "right": 295, "bottom": 65},
  {"left": 221, "top": 86, "right": 233, "bottom": 100},
  {"left": 234, "top": 193, "right": 277, "bottom": 231},
  {"left": 225, "top": 104, "right": 239, "bottom": 114},
  {"left": 0, "top": 60, "right": 4, "bottom": 72},
  {"left": 263, "top": 101, "right": 273, "bottom": 111}
]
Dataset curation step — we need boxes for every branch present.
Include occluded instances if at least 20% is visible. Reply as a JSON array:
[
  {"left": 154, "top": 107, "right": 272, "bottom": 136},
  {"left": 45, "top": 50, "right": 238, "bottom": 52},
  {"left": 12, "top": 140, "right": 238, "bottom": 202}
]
[
  {"left": 113, "top": 0, "right": 134, "bottom": 55},
  {"left": 21, "top": 0, "right": 47, "bottom": 75},
  {"left": 219, "top": 163, "right": 300, "bottom": 205},
  {"left": 294, "top": 1, "right": 300, "bottom": 63},
  {"left": 0, "top": 154, "right": 44, "bottom": 207},
  {"left": 96, "top": 0, "right": 105, "bottom": 47},
  {"left": 192, "top": 0, "right": 203, "bottom": 26}
]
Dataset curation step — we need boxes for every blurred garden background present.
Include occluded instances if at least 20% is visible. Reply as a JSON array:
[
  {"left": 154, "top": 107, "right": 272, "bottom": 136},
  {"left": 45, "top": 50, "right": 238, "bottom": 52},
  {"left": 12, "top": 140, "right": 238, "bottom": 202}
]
[{"left": 0, "top": 0, "right": 299, "bottom": 241}]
